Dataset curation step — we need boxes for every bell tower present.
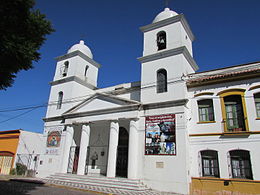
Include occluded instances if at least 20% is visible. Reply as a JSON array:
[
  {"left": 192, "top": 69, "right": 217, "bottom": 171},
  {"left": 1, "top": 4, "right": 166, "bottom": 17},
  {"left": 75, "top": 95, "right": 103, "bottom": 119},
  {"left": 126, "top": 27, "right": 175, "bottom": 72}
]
[
  {"left": 46, "top": 40, "right": 101, "bottom": 118},
  {"left": 138, "top": 8, "right": 198, "bottom": 104}
]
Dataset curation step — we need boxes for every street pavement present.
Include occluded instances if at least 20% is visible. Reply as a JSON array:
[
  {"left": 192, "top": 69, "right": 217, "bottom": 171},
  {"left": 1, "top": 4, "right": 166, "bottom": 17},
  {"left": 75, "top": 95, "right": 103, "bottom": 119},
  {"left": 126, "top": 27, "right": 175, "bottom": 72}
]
[{"left": 0, "top": 180, "right": 102, "bottom": 195}]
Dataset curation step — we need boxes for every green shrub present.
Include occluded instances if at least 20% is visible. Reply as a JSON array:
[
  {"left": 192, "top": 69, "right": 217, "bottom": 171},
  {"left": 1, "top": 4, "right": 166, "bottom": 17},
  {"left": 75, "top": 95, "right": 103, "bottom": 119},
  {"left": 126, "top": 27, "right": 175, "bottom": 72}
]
[
  {"left": 9, "top": 168, "right": 16, "bottom": 175},
  {"left": 16, "top": 163, "right": 27, "bottom": 175}
]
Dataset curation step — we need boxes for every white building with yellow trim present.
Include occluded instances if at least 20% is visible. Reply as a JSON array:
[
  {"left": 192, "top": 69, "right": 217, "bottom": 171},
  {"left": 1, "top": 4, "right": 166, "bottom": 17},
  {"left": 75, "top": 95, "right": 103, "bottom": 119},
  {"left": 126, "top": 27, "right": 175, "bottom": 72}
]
[{"left": 37, "top": 7, "right": 260, "bottom": 195}]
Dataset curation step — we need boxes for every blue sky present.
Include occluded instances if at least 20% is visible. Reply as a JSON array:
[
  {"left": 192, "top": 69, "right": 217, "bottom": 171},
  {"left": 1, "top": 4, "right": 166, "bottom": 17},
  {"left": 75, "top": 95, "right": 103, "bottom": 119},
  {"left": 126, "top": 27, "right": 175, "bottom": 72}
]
[{"left": 0, "top": 0, "right": 260, "bottom": 133}]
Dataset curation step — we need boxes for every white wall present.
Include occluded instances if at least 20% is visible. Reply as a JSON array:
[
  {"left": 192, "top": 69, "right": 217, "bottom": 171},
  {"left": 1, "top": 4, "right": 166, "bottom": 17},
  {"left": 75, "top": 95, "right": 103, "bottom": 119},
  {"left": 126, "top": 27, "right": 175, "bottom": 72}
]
[
  {"left": 141, "top": 54, "right": 191, "bottom": 104},
  {"left": 190, "top": 135, "right": 260, "bottom": 180},
  {"left": 188, "top": 78, "right": 260, "bottom": 134},
  {"left": 143, "top": 22, "right": 192, "bottom": 56},
  {"left": 36, "top": 122, "right": 66, "bottom": 178},
  {"left": 15, "top": 131, "right": 45, "bottom": 171},
  {"left": 54, "top": 56, "right": 99, "bottom": 87},
  {"left": 142, "top": 106, "right": 190, "bottom": 194},
  {"left": 46, "top": 81, "right": 94, "bottom": 118},
  {"left": 188, "top": 77, "right": 260, "bottom": 182}
]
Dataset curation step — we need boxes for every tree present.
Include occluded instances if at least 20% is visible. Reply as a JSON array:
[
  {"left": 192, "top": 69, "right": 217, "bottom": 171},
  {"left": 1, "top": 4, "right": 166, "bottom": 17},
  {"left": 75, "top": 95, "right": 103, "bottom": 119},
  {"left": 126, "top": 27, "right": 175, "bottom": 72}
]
[{"left": 0, "top": 0, "right": 54, "bottom": 90}]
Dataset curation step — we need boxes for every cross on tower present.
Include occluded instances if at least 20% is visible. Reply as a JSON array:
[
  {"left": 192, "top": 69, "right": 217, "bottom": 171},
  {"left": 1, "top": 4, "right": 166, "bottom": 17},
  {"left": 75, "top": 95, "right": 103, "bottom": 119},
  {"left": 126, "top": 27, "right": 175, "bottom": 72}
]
[
  {"left": 164, "top": 0, "right": 172, "bottom": 7},
  {"left": 80, "top": 34, "right": 86, "bottom": 41}
]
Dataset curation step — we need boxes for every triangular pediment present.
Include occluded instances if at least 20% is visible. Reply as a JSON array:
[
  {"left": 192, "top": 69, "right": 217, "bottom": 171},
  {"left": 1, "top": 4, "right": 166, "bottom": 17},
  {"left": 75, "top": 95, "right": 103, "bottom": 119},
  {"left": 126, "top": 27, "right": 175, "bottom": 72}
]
[{"left": 63, "top": 92, "right": 140, "bottom": 115}]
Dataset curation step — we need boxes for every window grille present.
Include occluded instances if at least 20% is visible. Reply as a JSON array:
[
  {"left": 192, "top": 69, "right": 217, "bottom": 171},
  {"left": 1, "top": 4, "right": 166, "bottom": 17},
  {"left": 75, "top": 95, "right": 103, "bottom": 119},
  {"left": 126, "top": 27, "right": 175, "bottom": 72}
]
[
  {"left": 201, "top": 150, "right": 219, "bottom": 177},
  {"left": 254, "top": 93, "right": 260, "bottom": 117},
  {"left": 57, "top": 92, "right": 63, "bottom": 109},
  {"left": 230, "top": 150, "right": 253, "bottom": 179},
  {"left": 157, "top": 69, "right": 167, "bottom": 93},
  {"left": 224, "top": 95, "right": 245, "bottom": 132},
  {"left": 198, "top": 99, "right": 214, "bottom": 122}
]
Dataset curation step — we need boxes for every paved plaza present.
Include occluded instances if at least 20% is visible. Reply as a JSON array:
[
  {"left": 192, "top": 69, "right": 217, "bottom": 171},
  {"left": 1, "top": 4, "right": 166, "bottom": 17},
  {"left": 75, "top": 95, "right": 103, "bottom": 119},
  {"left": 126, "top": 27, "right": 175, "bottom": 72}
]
[{"left": 0, "top": 180, "right": 100, "bottom": 195}]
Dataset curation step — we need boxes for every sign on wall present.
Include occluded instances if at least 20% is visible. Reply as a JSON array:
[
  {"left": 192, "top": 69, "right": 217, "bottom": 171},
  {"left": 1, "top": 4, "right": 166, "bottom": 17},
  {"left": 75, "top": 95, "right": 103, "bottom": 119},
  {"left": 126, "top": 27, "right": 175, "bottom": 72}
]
[
  {"left": 47, "top": 131, "right": 61, "bottom": 148},
  {"left": 145, "top": 114, "right": 176, "bottom": 155}
]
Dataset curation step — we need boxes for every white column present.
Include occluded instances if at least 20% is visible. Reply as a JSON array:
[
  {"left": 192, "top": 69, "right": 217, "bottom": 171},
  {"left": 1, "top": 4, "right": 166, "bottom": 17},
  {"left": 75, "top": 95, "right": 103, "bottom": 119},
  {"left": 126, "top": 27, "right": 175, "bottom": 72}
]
[
  {"left": 61, "top": 125, "right": 74, "bottom": 173},
  {"left": 106, "top": 121, "right": 119, "bottom": 178},
  {"left": 128, "top": 119, "right": 139, "bottom": 179},
  {"left": 77, "top": 124, "right": 90, "bottom": 175}
]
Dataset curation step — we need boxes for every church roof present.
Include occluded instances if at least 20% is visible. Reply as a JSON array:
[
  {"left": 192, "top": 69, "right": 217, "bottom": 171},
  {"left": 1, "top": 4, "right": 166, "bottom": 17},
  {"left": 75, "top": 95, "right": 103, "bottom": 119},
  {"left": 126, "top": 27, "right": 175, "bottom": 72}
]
[
  {"left": 187, "top": 61, "right": 260, "bottom": 87},
  {"left": 62, "top": 92, "right": 141, "bottom": 116},
  {"left": 153, "top": 8, "right": 178, "bottom": 23},
  {"left": 67, "top": 40, "right": 93, "bottom": 59}
]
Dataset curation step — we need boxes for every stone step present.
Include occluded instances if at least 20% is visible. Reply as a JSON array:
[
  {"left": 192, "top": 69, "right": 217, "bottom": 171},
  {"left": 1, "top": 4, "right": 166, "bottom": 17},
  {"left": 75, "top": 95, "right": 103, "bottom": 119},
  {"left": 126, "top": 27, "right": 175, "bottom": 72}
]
[
  {"left": 44, "top": 173, "right": 150, "bottom": 193},
  {"left": 45, "top": 177, "right": 147, "bottom": 191},
  {"left": 52, "top": 173, "right": 141, "bottom": 185}
]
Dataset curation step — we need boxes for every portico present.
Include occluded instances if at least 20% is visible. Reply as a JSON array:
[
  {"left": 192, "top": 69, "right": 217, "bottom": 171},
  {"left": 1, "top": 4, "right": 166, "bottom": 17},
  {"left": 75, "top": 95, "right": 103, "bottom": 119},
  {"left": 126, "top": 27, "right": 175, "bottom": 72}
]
[{"left": 60, "top": 116, "right": 140, "bottom": 179}]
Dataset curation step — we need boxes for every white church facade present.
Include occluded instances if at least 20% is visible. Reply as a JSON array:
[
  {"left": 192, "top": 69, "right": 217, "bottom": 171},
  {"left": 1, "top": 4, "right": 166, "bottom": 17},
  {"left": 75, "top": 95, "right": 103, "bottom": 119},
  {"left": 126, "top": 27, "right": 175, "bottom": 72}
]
[{"left": 37, "top": 8, "right": 260, "bottom": 195}]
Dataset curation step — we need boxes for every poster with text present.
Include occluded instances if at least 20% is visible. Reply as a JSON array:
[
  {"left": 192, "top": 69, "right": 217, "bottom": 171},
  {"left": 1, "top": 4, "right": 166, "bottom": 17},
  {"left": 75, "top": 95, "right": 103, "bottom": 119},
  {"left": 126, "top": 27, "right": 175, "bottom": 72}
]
[{"left": 145, "top": 114, "right": 176, "bottom": 155}]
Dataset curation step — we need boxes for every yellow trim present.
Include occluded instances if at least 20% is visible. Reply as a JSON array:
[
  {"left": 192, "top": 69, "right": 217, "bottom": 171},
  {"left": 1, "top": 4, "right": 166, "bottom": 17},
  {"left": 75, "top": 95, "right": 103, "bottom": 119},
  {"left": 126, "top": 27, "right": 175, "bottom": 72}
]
[
  {"left": 0, "top": 131, "right": 20, "bottom": 172},
  {"left": 192, "top": 177, "right": 260, "bottom": 183},
  {"left": 190, "top": 133, "right": 223, "bottom": 137},
  {"left": 249, "top": 85, "right": 260, "bottom": 91},
  {"left": 217, "top": 88, "right": 246, "bottom": 96},
  {"left": 256, "top": 117, "right": 260, "bottom": 120},
  {"left": 194, "top": 92, "right": 214, "bottom": 97},
  {"left": 197, "top": 121, "right": 216, "bottom": 124},
  {"left": 218, "top": 89, "right": 249, "bottom": 132},
  {"left": 220, "top": 96, "right": 227, "bottom": 131},
  {"left": 191, "top": 177, "right": 260, "bottom": 195}
]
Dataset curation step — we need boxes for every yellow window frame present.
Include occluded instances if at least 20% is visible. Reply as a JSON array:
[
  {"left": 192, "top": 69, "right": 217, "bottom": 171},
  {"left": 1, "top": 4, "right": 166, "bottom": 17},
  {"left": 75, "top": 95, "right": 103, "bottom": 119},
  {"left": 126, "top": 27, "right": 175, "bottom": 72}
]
[{"left": 217, "top": 89, "right": 249, "bottom": 132}]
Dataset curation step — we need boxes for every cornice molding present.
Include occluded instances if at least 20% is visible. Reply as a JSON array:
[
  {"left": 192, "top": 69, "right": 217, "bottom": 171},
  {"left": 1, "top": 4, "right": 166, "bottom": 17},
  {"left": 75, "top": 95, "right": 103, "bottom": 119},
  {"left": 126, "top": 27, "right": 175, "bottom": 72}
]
[
  {"left": 43, "top": 99, "right": 188, "bottom": 122},
  {"left": 0, "top": 135, "right": 19, "bottom": 139},
  {"left": 249, "top": 85, "right": 260, "bottom": 91},
  {"left": 137, "top": 46, "right": 198, "bottom": 71},
  {"left": 143, "top": 99, "right": 188, "bottom": 110},
  {"left": 55, "top": 50, "right": 101, "bottom": 68},
  {"left": 194, "top": 92, "right": 214, "bottom": 97},
  {"left": 0, "top": 130, "right": 21, "bottom": 134},
  {"left": 43, "top": 104, "right": 140, "bottom": 122},
  {"left": 50, "top": 76, "right": 96, "bottom": 89},
  {"left": 217, "top": 88, "right": 246, "bottom": 96},
  {"left": 189, "top": 131, "right": 260, "bottom": 137},
  {"left": 140, "top": 14, "right": 195, "bottom": 41}
]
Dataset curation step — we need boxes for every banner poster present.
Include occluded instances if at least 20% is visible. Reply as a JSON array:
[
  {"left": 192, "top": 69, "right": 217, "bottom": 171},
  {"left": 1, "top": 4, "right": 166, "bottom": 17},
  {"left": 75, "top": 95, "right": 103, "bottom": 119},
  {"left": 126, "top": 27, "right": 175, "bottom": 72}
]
[
  {"left": 47, "top": 131, "right": 61, "bottom": 148},
  {"left": 145, "top": 114, "right": 176, "bottom": 155}
]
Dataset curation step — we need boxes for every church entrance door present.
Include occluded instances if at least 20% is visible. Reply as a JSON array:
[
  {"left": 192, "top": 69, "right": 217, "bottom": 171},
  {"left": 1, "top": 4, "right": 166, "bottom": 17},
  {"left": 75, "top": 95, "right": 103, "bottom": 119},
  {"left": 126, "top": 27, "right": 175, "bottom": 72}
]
[{"left": 116, "top": 127, "right": 128, "bottom": 177}]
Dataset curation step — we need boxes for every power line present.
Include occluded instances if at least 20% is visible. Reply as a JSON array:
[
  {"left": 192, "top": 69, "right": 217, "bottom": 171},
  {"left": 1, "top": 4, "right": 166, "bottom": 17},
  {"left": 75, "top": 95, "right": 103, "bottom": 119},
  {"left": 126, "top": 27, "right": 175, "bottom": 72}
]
[
  {"left": 0, "top": 104, "right": 47, "bottom": 112},
  {"left": 0, "top": 72, "right": 259, "bottom": 113},
  {"left": 0, "top": 107, "right": 38, "bottom": 124}
]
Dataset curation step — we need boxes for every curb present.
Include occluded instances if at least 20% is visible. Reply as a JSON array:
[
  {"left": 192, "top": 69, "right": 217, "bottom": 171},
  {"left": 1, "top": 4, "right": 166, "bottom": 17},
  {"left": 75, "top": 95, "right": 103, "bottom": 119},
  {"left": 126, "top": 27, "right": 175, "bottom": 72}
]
[
  {"left": 10, "top": 178, "right": 45, "bottom": 184},
  {"left": 10, "top": 179, "right": 110, "bottom": 194},
  {"left": 46, "top": 183, "right": 110, "bottom": 195}
]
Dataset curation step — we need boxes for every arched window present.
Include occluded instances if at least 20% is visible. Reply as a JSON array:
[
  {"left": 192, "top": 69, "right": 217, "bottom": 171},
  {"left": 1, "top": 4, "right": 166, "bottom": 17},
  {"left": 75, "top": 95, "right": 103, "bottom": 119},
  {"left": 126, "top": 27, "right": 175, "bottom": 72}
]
[
  {"left": 224, "top": 95, "right": 245, "bottom": 132},
  {"left": 229, "top": 150, "right": 253, "bottom": 179},
  {"left": 197, "top": 99, "right": 215, "bottom": 122},
  {"left": 217, "top": 89, "right": 248, "bottom": 132},
  {"left": 62, "top": 61, "right": 69, "bottom": 77},
  {"left": 57, "top": 91, "right": 63, "bottom": 109},
  {"left": 254, "top": 93, "right": 260, "bottom": 117},
  {"left": 200, "top": 150, "right": 219, "bottom": 177},
  {"left": 157, "top": 31, "right": 166, "bottom": 50},
  {"left": 84, "top": 65, "right": 89, "bottom": 77},
  {"left": 157, "top": 69, "right": 167, "bottom": 93}
]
